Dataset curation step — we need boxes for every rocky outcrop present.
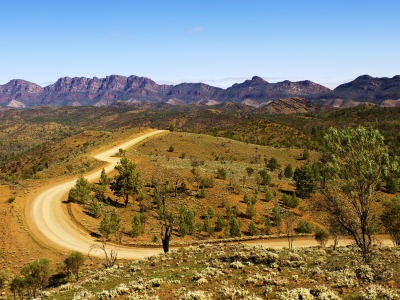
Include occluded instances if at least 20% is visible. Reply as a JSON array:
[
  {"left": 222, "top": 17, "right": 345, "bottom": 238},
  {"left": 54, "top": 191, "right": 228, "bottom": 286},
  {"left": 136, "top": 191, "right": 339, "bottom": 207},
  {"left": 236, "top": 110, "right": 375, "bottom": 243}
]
[{"left": 255, "top": 97, "right": 334, "bottom": 115}]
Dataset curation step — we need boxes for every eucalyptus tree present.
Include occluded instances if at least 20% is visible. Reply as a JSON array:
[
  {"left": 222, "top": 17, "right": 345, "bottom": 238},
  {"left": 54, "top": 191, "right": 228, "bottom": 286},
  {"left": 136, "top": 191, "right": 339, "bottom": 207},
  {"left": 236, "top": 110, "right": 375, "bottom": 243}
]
[
  {"left": 319, "top": 126, "right": 396, "bottom": 263},
  {"left": 110, "top": 158, "right": 143, "bottom": 207}
]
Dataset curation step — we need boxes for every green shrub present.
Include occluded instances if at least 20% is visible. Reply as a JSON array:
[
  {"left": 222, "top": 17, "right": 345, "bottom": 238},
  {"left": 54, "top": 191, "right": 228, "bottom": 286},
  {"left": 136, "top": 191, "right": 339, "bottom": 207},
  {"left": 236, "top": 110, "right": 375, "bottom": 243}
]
[
  {"left": 297, "top": 220, "right": 314, "bottom": 234},
  {"left": 217, "top": 168, "right": 227, "bottom": 179},
  {"left": 7, "top": 197, "right": 15, "bottom": 203},
  {"left": 315, "top": 226, "right": 330, "bottom": 247}
]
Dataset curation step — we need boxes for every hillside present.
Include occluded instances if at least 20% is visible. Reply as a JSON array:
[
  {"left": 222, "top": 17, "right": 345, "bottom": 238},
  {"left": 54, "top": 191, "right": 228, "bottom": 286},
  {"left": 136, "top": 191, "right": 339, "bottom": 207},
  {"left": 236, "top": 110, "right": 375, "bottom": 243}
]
[
  {"left": 314, "top": 75, "right": 400, "bottom": 106},
  {"left": 0, "top": 75, "right": 330, "bottom": 108},
  {"left": 255, "top": 97, "right": 334, "bottom": 115}
]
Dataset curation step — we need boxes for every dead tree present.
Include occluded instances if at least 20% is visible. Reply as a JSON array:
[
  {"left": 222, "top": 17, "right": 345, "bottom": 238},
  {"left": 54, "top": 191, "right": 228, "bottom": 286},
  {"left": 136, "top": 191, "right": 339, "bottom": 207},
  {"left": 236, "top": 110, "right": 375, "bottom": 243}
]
[
  {"left": 88, "top": 233, "right": 121, "bottom": 268},
  {"left": 160, "top": 194, "right": 176, "bottom": 253}
]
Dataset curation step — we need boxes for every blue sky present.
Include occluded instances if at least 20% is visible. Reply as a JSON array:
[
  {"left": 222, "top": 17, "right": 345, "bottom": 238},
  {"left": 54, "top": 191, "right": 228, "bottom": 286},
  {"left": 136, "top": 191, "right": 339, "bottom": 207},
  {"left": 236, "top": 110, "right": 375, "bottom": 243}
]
[{"left": 1, "top": 0, "right": 399, "bottom": 89}]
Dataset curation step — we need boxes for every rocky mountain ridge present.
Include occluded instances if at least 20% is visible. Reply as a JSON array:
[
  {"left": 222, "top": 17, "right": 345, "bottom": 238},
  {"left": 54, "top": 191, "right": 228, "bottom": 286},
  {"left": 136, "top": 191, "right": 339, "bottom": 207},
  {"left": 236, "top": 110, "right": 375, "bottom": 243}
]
[
  {"left": 1, "top": 74, "right": 399, "bottom": 109},
  {"left": 0, "top": 75, "right": 329, "bottom": 108}
]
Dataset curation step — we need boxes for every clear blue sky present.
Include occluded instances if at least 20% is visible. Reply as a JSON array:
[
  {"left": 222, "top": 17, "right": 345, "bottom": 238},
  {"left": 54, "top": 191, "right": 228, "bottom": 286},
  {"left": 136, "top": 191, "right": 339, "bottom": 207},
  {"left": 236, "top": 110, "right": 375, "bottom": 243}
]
[{"left": 1, "top": 0, "right": 399, "bottom": 89}]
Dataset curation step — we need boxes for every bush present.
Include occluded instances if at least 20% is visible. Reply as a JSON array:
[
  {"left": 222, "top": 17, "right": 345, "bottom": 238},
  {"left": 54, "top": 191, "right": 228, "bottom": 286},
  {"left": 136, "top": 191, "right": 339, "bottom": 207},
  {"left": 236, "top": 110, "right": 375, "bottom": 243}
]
[
  {"left": 315, "top": 226, "right": 330, "bottom": 247},
  {"left": 152, "top": 234, "right": 159, "bottom": 243},
  {"left": 303, "top": 149, "right": 310, "bottom": 160},
  {"left": 267, "top": 157, "right": 278, "bottom": 171},
  {"left": 64, "top": 251, "right": 85, "bottom": 281},
  {"left": 293, "top": 164, "right": 318, "bottom": 197},
  {"left": 265, "top": 187, "right": 272, "bottom": 202},
  {"left": 386, "top": 177, "right": 398, "bottom": 194},
  {"left": 249, "top": 221, "right": 257, "bottom": 236},
  {"left": 168, "top": 145, "right": 174, "bottom": 152},
  {"left": 217, "top": 168, "right": 227, "bottom": 179},
  {"left": 0, "top": 270, "right": 8, "bottom": 288},
  {"left": 7, "top": 196, "right": 15, "bottom": 203},
  {"left": 258, "top": 169, "right": 271, "bottom": 185},
  {"left": 284, "top": 164, "right": 293, "bottom": 178},
  {"left": 297, "top": 220, "right": 314, "bottom": 234}
]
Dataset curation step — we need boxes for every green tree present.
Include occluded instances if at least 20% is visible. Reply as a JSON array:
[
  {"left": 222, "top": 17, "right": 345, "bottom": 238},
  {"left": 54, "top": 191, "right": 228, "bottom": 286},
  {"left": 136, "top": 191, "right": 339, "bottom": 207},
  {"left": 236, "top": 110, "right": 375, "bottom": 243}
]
[
  {"left": 88, "top": 198, "right": 102, "bottom": 218},
  {"left": 200, "top": 186, "right": 207, "bottom": 198},
  {"left": 284, "top": 164, "right": 293, "bottom": 178},
  {"left": 381, "top": 197, "right": 400, "bottom": 246},
  {"left": 272, "top": 201, "right": 281, "bottom": 227},
  {"left": 258, "top": 169, "right": 271, "bottom": 185},
  {"left": 386, "top": 177, "right": 398, "bottom": 194},
  {"left": 315, "top": 226, "right": 330, "bottom": 248},
  {"left": 100, "top": 214, "right": 112, "bottom": 238},
  {"left": 297, "top": 220, "right": 314, "bottom": 234},
  {"left": 303, "top": 149, "right": 310, "bottom": 160},
  {"left": 204, "top": 216, "right": 214, "bottom": 236},
  {"left": 226, "top": 205, "right": 232, "bottom": 220},
  {"left": 320, "top": 126, "right": 393, "bottom": 262},
  {"left": 10, "top": 276, "right": 25, "bottom": 300},
  {"left": 168, "top": 144, "right": 174, "bottom": 152},
  {"left": 207, "top": 206, "right": 215, "bottom": 218},
  {"left": 232, "top": 204, "right": 241, "bottom": 218},
  {"left": 131, "top": 212, "right": 143, "bottom": 237},
  {"left": 110, "top": 158, "right": 143, "bottom": 207},
  {"left": 215, "top": 211, "right": 226, "bottom": 232},
  {"left": 246, "top": 203, "right": 257, "bottom": 219},
  {"left": 21, "top": 258, "right": 52, "bottom": 297},
  {"left": 267, "top": 157, "right": 278, "bottom": 171},
  {"left": 68, "top": 175, "right": 93, "bottom": 204},
  {"left": 230, "top": 218, "right": 242, "bottom": 237},
  {"left": 264, "top": 215, "right": 272, "bottom": 235},
  {"left": 246, "top": 167, "right": 254, "bottom": 177},
  {"left": 293, "top": 164, "right": 318, "bottom": 197},
  {"left": 249, "top": 221, "right": 257, "bottom": 236},
  {"left": 168, "top": 123, "right": 175, "bottom": 132},
  {"left": 64, "top": 251, "right": 86, "bottom": 281},
  {"left": 265, "top": 186, "right": 272, "bottom": 202}
]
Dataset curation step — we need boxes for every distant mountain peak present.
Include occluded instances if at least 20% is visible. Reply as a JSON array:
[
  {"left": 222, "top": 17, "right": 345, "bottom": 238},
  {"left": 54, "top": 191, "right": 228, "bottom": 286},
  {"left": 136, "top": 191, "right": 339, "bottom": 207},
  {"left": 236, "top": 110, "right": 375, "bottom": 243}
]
[{"left": 251, "top": 76, "right": 268, "bottom": 83}]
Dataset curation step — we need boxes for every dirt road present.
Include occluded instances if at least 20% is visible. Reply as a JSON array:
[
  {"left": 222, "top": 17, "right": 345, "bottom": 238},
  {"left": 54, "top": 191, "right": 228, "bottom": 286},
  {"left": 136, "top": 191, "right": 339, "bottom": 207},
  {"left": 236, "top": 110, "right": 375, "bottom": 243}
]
[{"left": 25, "top": 130, "right": 393, "bottom": 260}]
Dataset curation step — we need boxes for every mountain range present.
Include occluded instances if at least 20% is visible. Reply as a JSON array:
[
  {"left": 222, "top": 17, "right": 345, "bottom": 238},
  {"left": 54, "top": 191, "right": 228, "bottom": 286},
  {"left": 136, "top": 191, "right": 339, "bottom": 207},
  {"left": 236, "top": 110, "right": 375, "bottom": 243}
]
[{"left": 0, "top": 74, "right": 399, "bottom": 109}]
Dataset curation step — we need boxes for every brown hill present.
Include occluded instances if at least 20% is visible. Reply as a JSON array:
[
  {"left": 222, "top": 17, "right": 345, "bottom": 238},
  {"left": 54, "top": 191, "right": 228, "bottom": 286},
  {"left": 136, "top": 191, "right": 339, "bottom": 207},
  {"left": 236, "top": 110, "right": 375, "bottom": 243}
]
[{"left": 255, "top": 97, "right": 334, "bottom": 115}]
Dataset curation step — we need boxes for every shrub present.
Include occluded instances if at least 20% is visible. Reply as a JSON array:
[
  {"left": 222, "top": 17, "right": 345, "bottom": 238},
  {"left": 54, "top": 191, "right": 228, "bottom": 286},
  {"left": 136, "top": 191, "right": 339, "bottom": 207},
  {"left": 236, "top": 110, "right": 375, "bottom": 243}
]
[
  {"left": 249, "top": 221, "right": 257, "bottom": 236},
  {"left": 64, "top": 251, "right": 85, "bottom": 281},
  {"left": 315, "top": 226, "right": 330, "bottom": 247},
  {"left": 131, "top": 212, "right": 143, "bottom": 237},
  {"left": 168, "top": 145, "right": 174, "bottom": 152},
  {"left": 284, "top": 164, "right": 293, "bottom": 178},
  {"left": 293, "top": 164, "right": 318, "bottom": 197},
  {"left": 217, "top": 168, "right": 227, "bottom": 179},
  {"left": 180, "top": 152, "right": 186, "bottom": 159},
  {"left": 267, "top": 157, "right": 278, "bottom": 171},
  {"left": 297, "top": 220, "right": 314, "bottom": 234},
  {"left": 152, "top": 234, "right": 159, "bottom": 243},
  {"left": 386, "top": 177, "right": 398, "bottom": 194},
  {"left": 258, "top": 169, "right": 271, "bottom": 185},
  {"left": 0, "top": 270, "right": 8, "bottom": 288},
  {"left": 303, "top": 149, "right": 310, "bottom": 160},
  {"left": 7, "top": 196, "right": 15, "bottom": 203}
]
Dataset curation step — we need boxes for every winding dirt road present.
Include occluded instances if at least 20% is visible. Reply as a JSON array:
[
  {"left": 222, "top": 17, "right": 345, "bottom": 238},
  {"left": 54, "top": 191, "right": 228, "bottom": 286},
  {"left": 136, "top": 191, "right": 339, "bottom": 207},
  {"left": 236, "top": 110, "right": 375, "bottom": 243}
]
[
  {"left": 26, "top": 130, "right": 167, "bottom": 259},
  {"left": 25, "top": 130, "right": 393, "bottom": 260}
]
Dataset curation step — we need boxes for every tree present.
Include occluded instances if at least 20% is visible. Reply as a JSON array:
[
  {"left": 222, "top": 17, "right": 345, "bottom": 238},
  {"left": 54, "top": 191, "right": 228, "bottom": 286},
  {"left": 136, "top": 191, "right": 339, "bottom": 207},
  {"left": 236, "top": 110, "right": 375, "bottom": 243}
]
[
  {"left": 168, "top": 123, "right": 175, "bottom": 132},
  {"left": 319, "top": 126, "right": 393, "bottom": 263},
  {"left": 297, "top": 220, "right": 313, "bottom": 233},
  {"left": 10, "top": 276, "right": 25, "bottom": 300},
  {"left": 64, "top": 251, "right": 86, "bottom": 281},
  {"left": 160, "top": 191, "right": 176, "bottom": 253},
  {"left": 272, "top": 201, "right": 282, "bottom": 232},
  {"left": 258, "top": 169, "right": 271, "bottom": 186},
  {"left": 68, "top": 175, "right": 93, "bottom": 204},
  {"left": 381, "top": 197, "right": 400, "bottom": 246},
  {"left": 110, "top": 158, "right": 143, "bottom": 207},
  {"left": 249, "top": 221, "right": 257, "bottom": 236},
  {"left": 386, "top": 177, "right": 398, "bottom": 194},
  {"left": 100, "top": 214, "right": 112, "bottom": 239},
  {"left": 204, "top": 216, "right": 214, "bottom": 236},
  {"left": 285, "top": 211, "right": 295, "bottom": 249},
  {"left": 215, "top": 211, "right": 226, "bottom": 232},
  {"left": 168, "top": 144, "right": 174, "bottom": 152},
  {"left": 293, "top": 164, "right": 318, "bottom": 197},
  {"left": 303, "top": 149, "right": 310, "bottom": 160},
  {"left": 230, "top": 218, "right": 242, "bottom": 237},
  {"left": 284, "top": 164, "right": 293, "bottom": 178},
  {"left": 267, "top": 157, "right": 278, "bottom": 171},
  {"left": 207, "top": 206, "right": 215, "bottom": 218},
  {"left": 21, "top": 258, "right": 52, "bottom": 297},
  {"left": 265, "top": 186, "right": 272, "bottom": 202},
  {"left": 315, "top": 226, "right": 330, "bottom": 248},
  {"left": 131, "top": 213, "right": 143, "bottom": 237},
  {"left": 88, "top": 198, "right": 102, "bottom": 218},
  {"left": 246, "top": 167, "right": 254, "bottom": 177},
  {"left": 246, "top": 203, "right": 257, "bottom": 219}
]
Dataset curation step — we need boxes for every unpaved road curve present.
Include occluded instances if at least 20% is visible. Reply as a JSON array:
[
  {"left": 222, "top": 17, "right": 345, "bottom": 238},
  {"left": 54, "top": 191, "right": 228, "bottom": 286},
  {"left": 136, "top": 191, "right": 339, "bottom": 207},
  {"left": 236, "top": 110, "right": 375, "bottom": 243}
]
[
  {"left": 26, "top": 130, "right": 167, "bottom": 259},
  {"left": 25, "top": 130, "right": 393, "bottom": 260}
]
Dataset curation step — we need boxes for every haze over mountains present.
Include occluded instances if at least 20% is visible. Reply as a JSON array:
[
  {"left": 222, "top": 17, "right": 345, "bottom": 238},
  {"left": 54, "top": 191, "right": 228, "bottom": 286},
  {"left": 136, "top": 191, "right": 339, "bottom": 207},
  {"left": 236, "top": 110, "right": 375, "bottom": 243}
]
[{"left": 0, "top": 74, "right": 399, "bottom": 109}]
